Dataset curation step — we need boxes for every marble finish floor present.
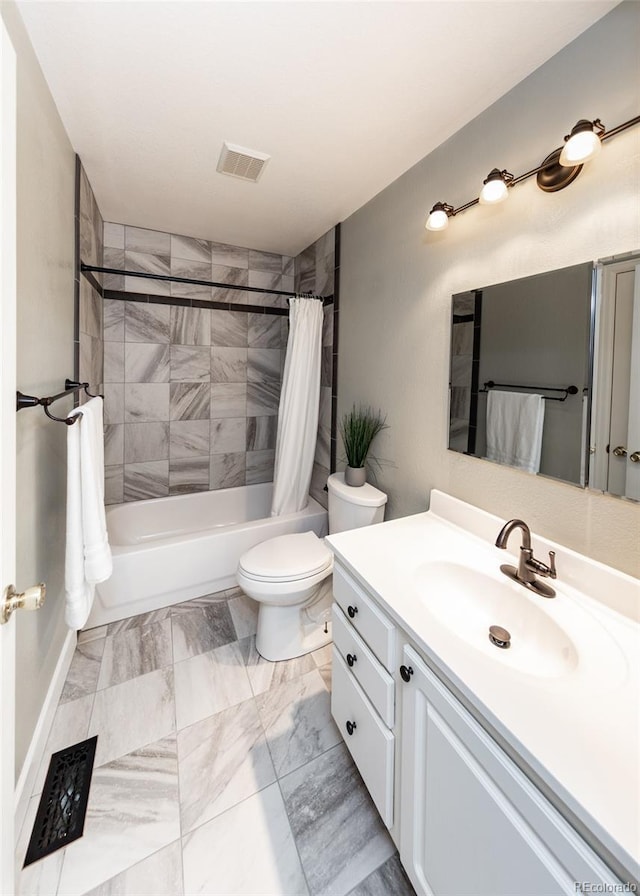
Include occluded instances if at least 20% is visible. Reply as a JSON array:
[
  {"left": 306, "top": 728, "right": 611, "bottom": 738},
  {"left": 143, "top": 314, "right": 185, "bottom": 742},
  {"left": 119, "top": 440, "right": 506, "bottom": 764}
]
[{"left": 16, "top": 587, "right": 415, "bottom": 896}]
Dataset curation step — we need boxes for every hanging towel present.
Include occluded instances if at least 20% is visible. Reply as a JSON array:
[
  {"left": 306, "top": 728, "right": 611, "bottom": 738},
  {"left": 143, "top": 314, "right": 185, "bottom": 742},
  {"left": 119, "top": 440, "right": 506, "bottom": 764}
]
[
  {"left": 485, "top": 390, "right": 545, "bottom": 474},
  {"left": 65, "top": 396, "right": 112, "bottom": 629}
]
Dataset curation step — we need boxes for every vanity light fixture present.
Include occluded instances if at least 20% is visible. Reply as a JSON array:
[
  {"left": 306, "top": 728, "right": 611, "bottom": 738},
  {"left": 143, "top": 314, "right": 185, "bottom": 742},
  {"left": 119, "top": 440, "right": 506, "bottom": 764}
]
[
  {"left": 479, "top": 168, "right": 514, "bottom": 205},
  {"left": 424, "top": 114, "right": 639, "bottom": 232},
  {"left": 559, "top": 119, "right": 605, "bottom": 166},
  {"left": 425, "top": 202, "right": 455, "bottom": 231}
]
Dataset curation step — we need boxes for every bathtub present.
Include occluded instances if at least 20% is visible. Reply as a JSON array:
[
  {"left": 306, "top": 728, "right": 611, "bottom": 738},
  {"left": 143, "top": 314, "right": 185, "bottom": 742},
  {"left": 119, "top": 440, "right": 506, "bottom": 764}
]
[{"left": 88, "top": 484, "right": 328, "bottom": 628}]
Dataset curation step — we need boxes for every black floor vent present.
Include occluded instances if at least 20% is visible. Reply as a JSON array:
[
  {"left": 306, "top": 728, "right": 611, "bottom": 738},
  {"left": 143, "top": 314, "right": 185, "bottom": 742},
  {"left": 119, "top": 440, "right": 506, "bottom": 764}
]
[{"left": 24, "top": 735, "right": 98, "bottom": 867}]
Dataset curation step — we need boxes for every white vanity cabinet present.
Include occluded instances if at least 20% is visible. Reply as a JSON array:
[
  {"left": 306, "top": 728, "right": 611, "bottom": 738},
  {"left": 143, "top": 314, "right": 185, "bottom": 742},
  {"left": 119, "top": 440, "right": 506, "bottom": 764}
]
[
  {"left": 329, "top": 561, "right": 626, "bottom": 896},
  {"left": 399, "top": 645, "right": 618, "bottom": 896},
  {"left": 330, "top": 564, "right": 396, "bottom": 828}
]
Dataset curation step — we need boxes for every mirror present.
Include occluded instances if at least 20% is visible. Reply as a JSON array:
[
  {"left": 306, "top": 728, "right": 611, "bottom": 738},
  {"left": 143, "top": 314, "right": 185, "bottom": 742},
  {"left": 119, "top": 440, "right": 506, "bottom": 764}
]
[{"left": 448, "top": 255, "right": 639, "bottom": 499}]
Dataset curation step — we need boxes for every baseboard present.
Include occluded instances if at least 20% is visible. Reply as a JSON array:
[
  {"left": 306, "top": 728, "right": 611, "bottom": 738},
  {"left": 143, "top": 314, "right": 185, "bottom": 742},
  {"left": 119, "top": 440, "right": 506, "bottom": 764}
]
[{"left": 14, "top": 628, "right": 76, "bottom": 843}]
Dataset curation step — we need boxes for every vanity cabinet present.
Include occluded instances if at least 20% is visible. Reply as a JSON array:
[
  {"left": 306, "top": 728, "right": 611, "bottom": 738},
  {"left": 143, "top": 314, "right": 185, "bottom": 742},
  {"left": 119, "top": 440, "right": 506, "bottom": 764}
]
[
  {"left": 330, "top": 565, "right": 396, "bottom": 828},
  {"left": 330, "top": 561, "right": 624, "bottom": 896},
  {"left": 399, "top": 645, "right": 616, "bottom": 896}
]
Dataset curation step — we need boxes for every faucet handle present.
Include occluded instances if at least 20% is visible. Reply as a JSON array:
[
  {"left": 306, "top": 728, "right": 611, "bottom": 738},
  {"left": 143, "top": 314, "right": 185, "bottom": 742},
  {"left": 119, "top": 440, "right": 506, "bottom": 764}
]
[
  {"left": 548, "top": 550, "right": 556, "bottom": 579},
  {"left": 527, "top": 549, "right": 557, "bottom": 580}
]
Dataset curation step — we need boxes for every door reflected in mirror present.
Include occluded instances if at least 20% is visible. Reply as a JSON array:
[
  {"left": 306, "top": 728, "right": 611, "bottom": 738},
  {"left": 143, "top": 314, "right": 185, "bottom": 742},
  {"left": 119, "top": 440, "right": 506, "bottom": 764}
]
[{"left": 448, "top": 254, "right": 639, "bottom": 500}]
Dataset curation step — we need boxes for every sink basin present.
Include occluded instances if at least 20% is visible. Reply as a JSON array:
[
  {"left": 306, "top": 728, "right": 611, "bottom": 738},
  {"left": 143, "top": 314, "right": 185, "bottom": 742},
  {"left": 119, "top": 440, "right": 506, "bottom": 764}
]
[{"left": 412, "top": 561, "right": 579, "bottom": 678}]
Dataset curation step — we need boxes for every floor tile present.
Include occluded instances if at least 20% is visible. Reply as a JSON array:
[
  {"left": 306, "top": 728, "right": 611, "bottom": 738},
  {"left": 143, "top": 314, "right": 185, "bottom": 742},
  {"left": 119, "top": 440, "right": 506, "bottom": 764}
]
[
  {"left": 311, "top": 644, "right": 332, "bottom": 668},
  {"left": 346, "top": 854, "right": 416, "bottom": 896},
  {"left": 60, "top": 639, "right": 105, "bottom": 703},
  {"left": 239, "top": 635, "right": 315, "bottom": 697},
  {"left": 98, "top": 618, "right": 173, "bottom": 689},
  {"left": 106, "top": 608, "right": 171, "bottom": 635},
  {"left": 182, "top": 783, "right": 308, "bottom": 896},
  {"left": 32, "top": 694, "right": 94, "bottom": 796},
  {"left": 89, "top": 667, "right": 175, "bottom": 766},
  {"left": 57, "top": 735, "right": 180, "bottom": 896},
  {"left": 174, "top": 641, "right": 252, "bottom": 730},
  {"left": 255, "top": 668, "right": 340, "bottom": 778},
  {"left": 280, "top": 743, "right": 395, "bottom": 896},
  {"left": 169, "top": 591, "right": 228, "bottom": 615},
  {"left": 83, "top": 840, "right": 184, "bottom": 896},
  {"left": 171, "top": 602, "right": 236, "bottom": 663},
  {"left": 317, "top": 663, "right": 332, "bottom": 691},
  {"left": 177, "top": 697, "right": 275, "bottom": 834},
  {"left": 228, "top": 593, "right": 259, "bottom": 640},
  {"left": 77, "top": 625, "right": 108, "bottom": 645}
]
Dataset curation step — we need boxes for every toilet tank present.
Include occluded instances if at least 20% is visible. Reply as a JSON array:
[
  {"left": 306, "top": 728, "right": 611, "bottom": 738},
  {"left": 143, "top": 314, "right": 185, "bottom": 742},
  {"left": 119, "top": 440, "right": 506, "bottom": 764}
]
[{"left": 327, "top": 473, "right": 388, "bottom": 535}]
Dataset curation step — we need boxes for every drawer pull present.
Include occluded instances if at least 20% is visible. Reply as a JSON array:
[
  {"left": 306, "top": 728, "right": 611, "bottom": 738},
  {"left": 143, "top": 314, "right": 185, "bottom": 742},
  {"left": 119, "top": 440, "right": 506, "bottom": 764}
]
[
  {"left": 400, "top": 664, "right": 414, "bottom": 683},
  {"left": 347, "top": 605, "right": 358, "bottom": 618},
  {"left": 346, "top": 720, "right": 357, "bottom": 736},
  {"left": 346, "top": 653, "right": 357, "bottom": 667}
]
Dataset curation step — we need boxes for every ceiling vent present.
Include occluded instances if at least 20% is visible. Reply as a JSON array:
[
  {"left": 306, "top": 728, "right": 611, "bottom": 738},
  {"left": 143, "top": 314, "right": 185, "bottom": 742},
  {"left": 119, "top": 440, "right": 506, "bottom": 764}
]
[{"left": 216, "top": 142, "right": 270, "bottom": 182}]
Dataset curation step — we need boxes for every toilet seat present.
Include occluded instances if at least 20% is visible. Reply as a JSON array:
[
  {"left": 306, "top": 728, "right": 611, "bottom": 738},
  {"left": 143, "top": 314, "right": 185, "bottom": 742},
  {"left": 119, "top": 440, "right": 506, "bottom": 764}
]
[{"left": 238, "top": 531, "right": 332, "bottom": 583}]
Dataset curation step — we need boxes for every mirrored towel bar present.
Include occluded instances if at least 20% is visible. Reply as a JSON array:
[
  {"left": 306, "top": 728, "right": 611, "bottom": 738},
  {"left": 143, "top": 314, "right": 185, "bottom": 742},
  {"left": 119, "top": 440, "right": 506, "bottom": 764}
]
[
  {"left": 479, "top": 381, "right": 579, "bottom": 402},
  {"left": 16, "top": 380, "right": 100, "bottom": 425}
]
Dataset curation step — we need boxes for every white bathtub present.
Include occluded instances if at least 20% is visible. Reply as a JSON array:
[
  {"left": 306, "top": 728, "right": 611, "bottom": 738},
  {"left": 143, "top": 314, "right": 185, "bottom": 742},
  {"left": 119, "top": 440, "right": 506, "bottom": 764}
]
[{"left": 88, "top": 484, "right": 328, "bottom": 628}]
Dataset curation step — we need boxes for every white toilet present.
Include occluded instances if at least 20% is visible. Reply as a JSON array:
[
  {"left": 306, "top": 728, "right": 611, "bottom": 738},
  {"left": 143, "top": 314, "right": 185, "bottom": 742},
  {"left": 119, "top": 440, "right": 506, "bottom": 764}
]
[{"left": 237, "top": 472, "right": 387, "bottom": 661}]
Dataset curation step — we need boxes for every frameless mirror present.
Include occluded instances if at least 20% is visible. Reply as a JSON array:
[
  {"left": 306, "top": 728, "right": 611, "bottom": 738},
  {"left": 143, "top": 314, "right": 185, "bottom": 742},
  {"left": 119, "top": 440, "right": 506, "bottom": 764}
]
[{"left": 448, "top": 255, "right": 639, "bottom": 500}]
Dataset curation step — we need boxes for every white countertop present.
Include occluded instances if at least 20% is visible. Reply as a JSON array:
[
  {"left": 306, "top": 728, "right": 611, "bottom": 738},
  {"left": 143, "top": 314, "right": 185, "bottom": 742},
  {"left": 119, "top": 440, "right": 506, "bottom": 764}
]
[{"left": 326, "top": 490, "right": 640, "bottom": 882}]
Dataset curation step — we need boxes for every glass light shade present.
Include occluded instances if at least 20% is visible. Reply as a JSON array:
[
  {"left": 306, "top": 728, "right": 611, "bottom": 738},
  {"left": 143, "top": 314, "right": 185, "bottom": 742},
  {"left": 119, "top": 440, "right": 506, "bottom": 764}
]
[
  {"left": 479, "top": 177, "right": 509, "bottom": 205},
  {"left": 425, "top": 208, "right": 449, "bottom": 231},
  {"left": 559, "top": 128, "right": 602, "bottom": 166}
]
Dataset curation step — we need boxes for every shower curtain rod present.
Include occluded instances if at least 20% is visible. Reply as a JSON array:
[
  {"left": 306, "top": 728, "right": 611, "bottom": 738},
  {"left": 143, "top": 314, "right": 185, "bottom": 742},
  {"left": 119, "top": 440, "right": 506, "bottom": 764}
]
[{"left": 81, "top": 263, "right": 333, "bottom": 303}]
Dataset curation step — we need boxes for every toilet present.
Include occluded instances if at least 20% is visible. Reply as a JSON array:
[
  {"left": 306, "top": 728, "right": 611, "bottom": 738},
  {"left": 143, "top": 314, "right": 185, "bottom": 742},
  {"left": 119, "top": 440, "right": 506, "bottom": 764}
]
[{"left": 237, "top": 472, "right": 387, "bottom": 661}]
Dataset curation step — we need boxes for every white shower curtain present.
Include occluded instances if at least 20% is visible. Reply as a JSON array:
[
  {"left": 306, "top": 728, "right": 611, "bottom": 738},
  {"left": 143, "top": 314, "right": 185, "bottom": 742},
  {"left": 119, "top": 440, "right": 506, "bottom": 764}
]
[{"left": 271, "top": 297, "right": 324, "bottom": 516}]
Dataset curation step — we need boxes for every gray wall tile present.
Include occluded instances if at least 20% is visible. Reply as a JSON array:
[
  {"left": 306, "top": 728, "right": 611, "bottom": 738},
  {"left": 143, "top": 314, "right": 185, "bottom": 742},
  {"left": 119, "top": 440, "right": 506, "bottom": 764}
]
[
  {"left": 170, "top": 307, "right": 211, "bottom": 346},
  {"left": 170, "top": 258, "right": 212, "bottom": 301},
  {"left": 246, "top": 416, "right": 277, "bottom": 451},
  {"left": 171, "top": 346, "right": 210, "bottom": 382},
  {"left": 104, "top": 300, "right": 125, "bottom": 342},
  {"left": 247, "top": 382, "right": 279, "bottom": 416},
  {"left": 246, "top": 450, "right": 275, "bottom": 485},
  {"left": 249, "top": 250, "right": 282, "bottom": 273},
  {"left": 103, "top": 383, "right": 124, "bottom": 424},
  {"left": 248, "top": 314, "right": 281, "bottom": 348},
  {"left": 170, "top": 383, "right": 210, "bottom": 421},
  {"left": 125, "top": 343, "right": 171, "bottom": 383},
  {"left": 125, "top": 302, "right": 171, "bottom": 343},
  {"left": 103, "top": 343, "right": 125, "bottom": 383},
  {"left": 170, "top": 421, "right": 210, "bottom": 458},
  {"left": 248, "top": 349, "right": 281, "bottom": 384},
  {"left": 211, "top": 348, "right": 247, "bottom": 383},
  {"left": 124, "top": 422, "right": 170, "bottom": 463},
  {"left": 170, "top": 457, "right": 210, "bottom": 495},
  {"left": 210, "top": 418, "right": 246, "bottom": 454},
  {"left": 105, "top": 465, "right": 124, "bottom": 504},
  {"left": 211, "top": 263, "right": 248, "bottom": 288},
  {"left": 124, "top": 461, "right": 170, "bottom": 501},
  {"left": 210, "top": 242, "right": 249, "bottom": 269},
  {"left": 104, "top": 222, "right": 125, "bottom": 249},
  {"left": 124, "top": 383, "right": 170, "bottom": 422},
  {"left": 104, "top": 424, "right": 124, "bottom": 466},
  {"left": 171, "top": 234, "right": 211, "bottom": 264},
  {"left": 211, "top": 384, "right": 246, "bottom": 419},
  {"left": 125, "top": 226, "right": 171, "bottom": 255},
  {"left": 210, "top": 453, "right": 246, "bottom": 490},
  {"left": 211, "top": 310, "right": 248, "bottom": 347}
]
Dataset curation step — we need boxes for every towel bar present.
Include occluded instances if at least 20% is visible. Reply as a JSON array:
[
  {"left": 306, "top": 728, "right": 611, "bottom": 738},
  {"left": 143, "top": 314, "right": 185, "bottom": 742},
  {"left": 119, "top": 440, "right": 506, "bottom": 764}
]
[{"left": 16, "top": 379, "right": 101, "bottom": 425}]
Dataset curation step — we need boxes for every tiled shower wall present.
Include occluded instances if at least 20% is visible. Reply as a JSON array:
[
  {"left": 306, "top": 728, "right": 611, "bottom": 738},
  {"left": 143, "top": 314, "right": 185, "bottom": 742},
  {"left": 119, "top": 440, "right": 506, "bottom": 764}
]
[
  {"left": 100, "top": 223, "right": 293, "bottom": 503},
  {"left": 77, "top": 160, "right": 104, "bottom": 392},
  {"left": 296, "top": 228, "right": 337, "bottom": 509}
]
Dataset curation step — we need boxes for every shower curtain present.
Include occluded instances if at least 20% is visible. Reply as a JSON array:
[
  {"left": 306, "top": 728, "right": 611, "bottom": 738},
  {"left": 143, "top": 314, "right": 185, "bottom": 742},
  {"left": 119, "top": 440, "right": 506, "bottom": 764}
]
[{"left": 271, "top": 297, "right": 324, "bottom": 516}]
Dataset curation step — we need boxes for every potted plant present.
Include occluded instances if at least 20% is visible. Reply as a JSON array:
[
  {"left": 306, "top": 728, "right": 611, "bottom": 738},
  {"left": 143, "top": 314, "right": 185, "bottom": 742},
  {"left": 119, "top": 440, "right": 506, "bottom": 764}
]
[{"left": 339, "top": 405, "right": 388, "bottom": 486}]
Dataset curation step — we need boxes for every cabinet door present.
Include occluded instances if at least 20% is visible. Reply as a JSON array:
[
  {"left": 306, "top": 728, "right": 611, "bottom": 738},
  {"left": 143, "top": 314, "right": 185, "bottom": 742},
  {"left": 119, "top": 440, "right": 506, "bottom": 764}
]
[{"left": 399, "top": 646, "right": 619, "bottom": 896}]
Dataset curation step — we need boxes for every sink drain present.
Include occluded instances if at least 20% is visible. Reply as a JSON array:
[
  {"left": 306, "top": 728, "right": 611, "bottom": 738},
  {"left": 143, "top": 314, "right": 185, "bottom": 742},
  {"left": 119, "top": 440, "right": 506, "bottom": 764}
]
[{"left": 489, "top": 625, "right": 511, "bottom": 649}]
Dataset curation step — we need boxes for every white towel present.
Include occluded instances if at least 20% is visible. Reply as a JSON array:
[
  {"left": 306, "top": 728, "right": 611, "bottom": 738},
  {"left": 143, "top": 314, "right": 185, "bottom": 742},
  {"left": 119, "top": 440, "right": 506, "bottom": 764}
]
[
  {"left": 65, "top": 397, "right": 112, "bottom": 629},
  {"left": 485, "top": 390, "right": 545, "bottom": 474}
]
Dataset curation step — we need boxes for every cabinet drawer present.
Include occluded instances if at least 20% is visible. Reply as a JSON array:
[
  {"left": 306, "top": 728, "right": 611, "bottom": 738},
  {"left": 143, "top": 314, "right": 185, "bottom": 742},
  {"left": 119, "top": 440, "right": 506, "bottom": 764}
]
[
  {"left": 333, "top": 564, "right": 396, "bottom": 672},
  {"left": 332, "top": 604, "right": 395, "bottom": 728},
  {"left": 331, "top": 647, "right": 394, "bottom": 828}
]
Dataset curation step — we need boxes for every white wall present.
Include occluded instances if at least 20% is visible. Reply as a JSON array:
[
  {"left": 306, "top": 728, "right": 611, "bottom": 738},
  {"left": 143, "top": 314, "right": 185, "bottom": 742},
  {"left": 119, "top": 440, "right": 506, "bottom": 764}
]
[
  {"left": 1, "top": 2, "right": 76, "bottom": 779},
  {"left": 339, "top": 2, "right": 640, "bottom": 577}
]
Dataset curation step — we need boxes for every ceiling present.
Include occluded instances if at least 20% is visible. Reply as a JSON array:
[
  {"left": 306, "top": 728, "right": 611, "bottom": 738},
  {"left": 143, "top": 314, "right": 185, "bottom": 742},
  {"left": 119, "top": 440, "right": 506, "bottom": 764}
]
[{"left": 17, "top": 1, "right": 617, "bottom": 256}]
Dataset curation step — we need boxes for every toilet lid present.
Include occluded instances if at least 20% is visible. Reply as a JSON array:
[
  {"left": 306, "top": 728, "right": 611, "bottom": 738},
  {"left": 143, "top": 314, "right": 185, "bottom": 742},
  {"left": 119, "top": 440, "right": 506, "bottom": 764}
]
[{"left": 239, "top": 531, "right": 332, "bottom": 582}]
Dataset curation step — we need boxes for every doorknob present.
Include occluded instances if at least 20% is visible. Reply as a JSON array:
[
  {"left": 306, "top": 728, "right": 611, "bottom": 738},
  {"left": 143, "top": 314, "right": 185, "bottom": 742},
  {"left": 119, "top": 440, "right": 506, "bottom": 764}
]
[
  {"left": 1, "top": 583, "right": 46, "bottom": 624},
  {"left": 630, "top": 451, "right": 640, "bottom": 463},
  {"left": 612, "top": 446, "right": 628, "bottom": 457}
]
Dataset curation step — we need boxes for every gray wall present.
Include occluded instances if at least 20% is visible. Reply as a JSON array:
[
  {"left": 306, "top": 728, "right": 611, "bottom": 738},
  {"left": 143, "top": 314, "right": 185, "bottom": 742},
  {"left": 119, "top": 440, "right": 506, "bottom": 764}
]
[
  {"left": 339, "top": 2, "right": 640, "bottom": 577},
  {"left": 1, "top": 2, "right": 76, "bottom": 781}
]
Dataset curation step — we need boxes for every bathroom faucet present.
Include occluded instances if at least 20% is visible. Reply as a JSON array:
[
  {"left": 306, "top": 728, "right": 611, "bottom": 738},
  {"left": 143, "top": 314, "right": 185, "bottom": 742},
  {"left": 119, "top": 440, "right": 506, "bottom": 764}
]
[{"left": 495, "top": 519, "right": 557, "bottom": 598}]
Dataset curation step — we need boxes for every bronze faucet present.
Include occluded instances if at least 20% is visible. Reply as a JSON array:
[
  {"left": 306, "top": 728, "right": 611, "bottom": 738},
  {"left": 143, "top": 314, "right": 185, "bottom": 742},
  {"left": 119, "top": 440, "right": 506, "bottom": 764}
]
[{"left": 495, "top": 519, "right": 557, "bottom": 598}]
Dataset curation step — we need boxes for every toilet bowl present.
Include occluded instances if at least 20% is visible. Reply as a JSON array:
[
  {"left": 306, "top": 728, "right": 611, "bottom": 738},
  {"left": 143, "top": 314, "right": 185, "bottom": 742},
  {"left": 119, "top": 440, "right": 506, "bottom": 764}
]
[{"left": 237, "top": 473, "right": 387, "bottom": 661}]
